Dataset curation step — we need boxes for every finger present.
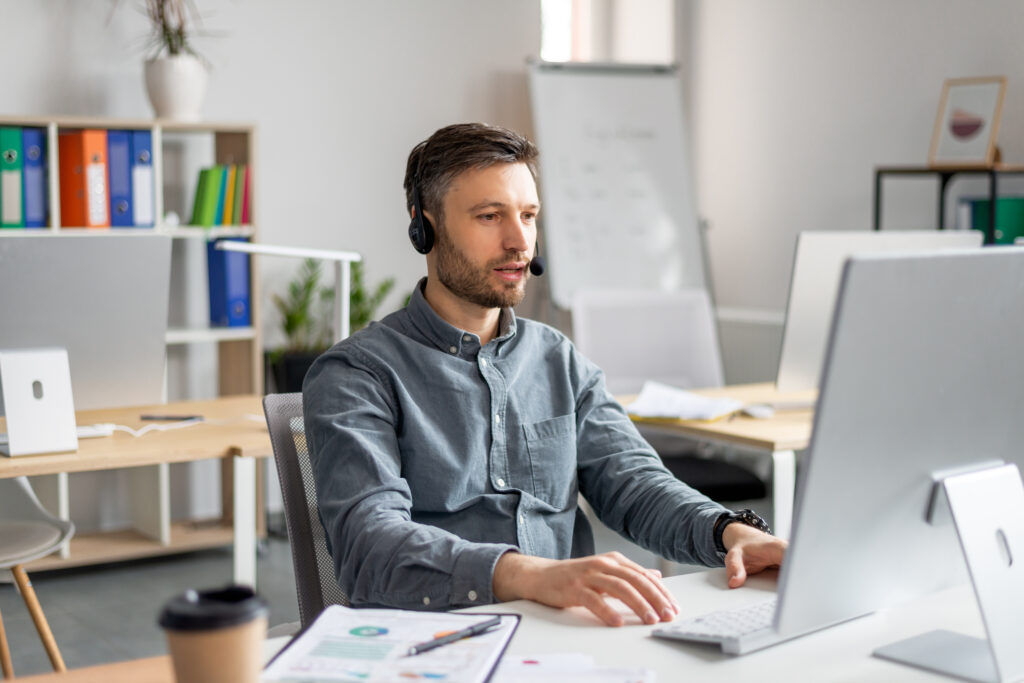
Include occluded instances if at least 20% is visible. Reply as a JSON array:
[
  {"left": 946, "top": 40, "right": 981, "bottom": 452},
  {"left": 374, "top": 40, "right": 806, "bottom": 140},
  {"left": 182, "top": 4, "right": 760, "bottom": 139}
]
[
  {"left": 580, "top": 589, "right": 624, "bottom": 627},
  {"left": 603, "top": 555, "right": 678, "bottom": 615},
  {"left": 725, "top": 548, "right": 747, "bottom": 588},
  {"left": 597, "top": 561, "right": 676, "bottom": 620},
  {"left": 590, "top": 574, "right": 662, "bottom": 625}
]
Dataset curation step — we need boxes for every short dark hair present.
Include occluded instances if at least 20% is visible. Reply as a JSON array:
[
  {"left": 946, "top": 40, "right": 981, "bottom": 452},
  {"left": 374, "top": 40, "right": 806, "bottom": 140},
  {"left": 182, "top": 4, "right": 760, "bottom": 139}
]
[{"left": 403, "top": 123, "right": 539, "bottom": 225}]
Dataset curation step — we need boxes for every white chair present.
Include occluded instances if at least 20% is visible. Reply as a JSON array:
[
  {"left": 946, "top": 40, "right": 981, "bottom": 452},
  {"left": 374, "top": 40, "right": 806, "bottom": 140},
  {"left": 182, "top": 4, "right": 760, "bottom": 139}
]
[
  {"left": 0, "top": 478, "right": 74, "bottom": 677},
  {"left": 571, "top": 288, "right": 724, "bottom": 395},
  {"left": 571, "top": 288, "right": 769, "bottom": 569}
]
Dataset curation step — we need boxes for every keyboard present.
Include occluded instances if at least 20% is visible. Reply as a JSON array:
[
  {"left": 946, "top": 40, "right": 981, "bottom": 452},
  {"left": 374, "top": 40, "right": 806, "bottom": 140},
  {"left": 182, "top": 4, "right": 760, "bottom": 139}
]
[{"left": 652, "top": 598, "right": 784, "bottom": 655}]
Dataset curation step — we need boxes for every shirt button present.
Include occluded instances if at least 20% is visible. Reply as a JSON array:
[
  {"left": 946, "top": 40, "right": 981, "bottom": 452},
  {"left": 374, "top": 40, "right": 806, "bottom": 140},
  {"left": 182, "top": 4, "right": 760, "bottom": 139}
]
[
  {"left": 480, "top": 359, "right": 487, "bottom": 368},
  {"left": 422, "top": 596, "right": 431, "bottom": 606},
  {"left": 448, "top": 346, "right": 457, "bottom": 354},
  {"left": 494, "top": 414, "right": 501, "bottom": 424},
  {"left": 467, "top": 590, "right": 478, "bottom": 601},
  {"left": 519, "top": 514, "right": 525, "bottom": 525},
  {"left": 463, "top": 334, "right": 472, "bottom": 342},
  {"left": 496, "top": 478, "right": 506, "bottom": 487}
]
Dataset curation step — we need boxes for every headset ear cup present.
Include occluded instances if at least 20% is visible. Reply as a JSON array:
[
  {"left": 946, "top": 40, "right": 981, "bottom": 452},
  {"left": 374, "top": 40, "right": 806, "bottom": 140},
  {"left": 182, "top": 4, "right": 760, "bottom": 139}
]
[{"left": 408, "top": 215, "right": 434, "bottom": 254}]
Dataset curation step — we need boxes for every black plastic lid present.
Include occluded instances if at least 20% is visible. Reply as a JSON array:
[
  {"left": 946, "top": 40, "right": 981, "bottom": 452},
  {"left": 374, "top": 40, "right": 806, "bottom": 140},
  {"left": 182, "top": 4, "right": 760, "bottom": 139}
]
[{"left": 158, "top": 585, "right": 268, "bottom": 631}]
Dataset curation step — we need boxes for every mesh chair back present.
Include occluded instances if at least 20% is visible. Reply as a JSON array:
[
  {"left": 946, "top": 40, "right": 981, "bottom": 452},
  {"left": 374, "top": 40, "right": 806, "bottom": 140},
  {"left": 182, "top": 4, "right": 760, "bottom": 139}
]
[{"left": 263, "top": 393, "right": 348, "bottom": 627}]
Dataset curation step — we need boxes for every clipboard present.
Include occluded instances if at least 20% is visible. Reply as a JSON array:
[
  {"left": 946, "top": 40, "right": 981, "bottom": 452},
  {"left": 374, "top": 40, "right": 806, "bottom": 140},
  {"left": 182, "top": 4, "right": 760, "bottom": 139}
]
[{"left": 263, "top": 605, "right": 520, "bottom": 682}]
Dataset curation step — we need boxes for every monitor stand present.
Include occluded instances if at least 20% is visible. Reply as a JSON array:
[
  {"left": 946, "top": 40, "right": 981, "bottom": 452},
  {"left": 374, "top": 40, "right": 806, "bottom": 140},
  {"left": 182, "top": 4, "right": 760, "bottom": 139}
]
[{"left": 873, "top": 463, "right": 1024, "bottom": 683}]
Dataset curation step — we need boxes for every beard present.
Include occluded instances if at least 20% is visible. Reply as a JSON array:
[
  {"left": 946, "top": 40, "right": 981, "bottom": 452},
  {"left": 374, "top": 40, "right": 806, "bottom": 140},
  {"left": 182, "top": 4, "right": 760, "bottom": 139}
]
[{"left": 435, "top": 227, "right": 529, "bottom": 309}]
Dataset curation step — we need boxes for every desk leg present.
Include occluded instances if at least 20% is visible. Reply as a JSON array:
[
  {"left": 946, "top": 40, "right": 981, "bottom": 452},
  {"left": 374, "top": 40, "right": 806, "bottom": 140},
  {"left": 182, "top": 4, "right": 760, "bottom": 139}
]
[
  {"left": 770, "top": 450, "right": 795, "bottom": 541},
  {"left": 233, "top": 456, "right": 257, "bottom": 588}
]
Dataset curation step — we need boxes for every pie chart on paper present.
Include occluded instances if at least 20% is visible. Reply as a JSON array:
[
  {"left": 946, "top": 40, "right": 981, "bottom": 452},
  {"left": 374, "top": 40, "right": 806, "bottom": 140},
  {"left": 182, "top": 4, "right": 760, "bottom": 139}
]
[{"left": 950, "top": 108, "right": 984, "bottom": 140}]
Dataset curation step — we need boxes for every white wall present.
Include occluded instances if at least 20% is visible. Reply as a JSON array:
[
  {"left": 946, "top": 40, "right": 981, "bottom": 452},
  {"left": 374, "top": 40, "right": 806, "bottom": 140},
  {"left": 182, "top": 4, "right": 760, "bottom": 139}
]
[
  {"left": 679, "top": 0, "right": 1024, "bottom": 382},
  {"left": 2, "top": 0, "right": 541, "bottom": 529}
]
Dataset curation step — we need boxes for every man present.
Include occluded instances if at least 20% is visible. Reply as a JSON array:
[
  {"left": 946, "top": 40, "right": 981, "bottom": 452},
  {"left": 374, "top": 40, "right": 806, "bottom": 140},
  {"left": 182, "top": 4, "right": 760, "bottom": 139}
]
[{"left": 304, "top": 123, "right": 785, "bottom": 627}]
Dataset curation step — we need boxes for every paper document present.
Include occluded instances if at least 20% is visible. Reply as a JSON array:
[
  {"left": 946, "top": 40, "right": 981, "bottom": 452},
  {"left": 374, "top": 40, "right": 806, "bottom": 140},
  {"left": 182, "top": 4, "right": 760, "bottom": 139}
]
[
  {"left": 495, "top": 653, "right": 655, "bottom": 682},
  {"left": 626, "top": 381, "right": 742, "bottom": 422},
  {"left": 263, "top": 605, "right": 519, "bottom": 682}
]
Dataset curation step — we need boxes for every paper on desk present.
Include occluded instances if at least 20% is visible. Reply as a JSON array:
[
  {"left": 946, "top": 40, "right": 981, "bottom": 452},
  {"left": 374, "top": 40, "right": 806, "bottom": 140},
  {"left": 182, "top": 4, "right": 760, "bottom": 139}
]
[
  {"left": 494, "top": 653, "right": 654, "bottom": 683},
  {"left": 262, "top": 604, "right": 517, "bottom": 683},
  {"left": 626, "top": 380, "right": 743, "bottom": 422}
]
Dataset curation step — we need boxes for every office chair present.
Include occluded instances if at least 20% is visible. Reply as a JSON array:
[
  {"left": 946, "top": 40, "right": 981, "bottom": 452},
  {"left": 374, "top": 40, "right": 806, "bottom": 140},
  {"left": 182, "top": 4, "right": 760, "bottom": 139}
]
[
  {"left": 570, "top": 288, "right": 768, "bottom": 527},
  {"left": 0, "top": 477, "right": 74, "bottom": 678},
  {"left": 262, "top": 393, "right": 349, "bottom": 629}
]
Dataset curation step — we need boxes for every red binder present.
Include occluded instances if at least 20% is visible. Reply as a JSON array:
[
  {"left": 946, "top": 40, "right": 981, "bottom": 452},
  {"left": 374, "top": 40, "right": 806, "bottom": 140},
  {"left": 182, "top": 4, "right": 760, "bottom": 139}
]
[{"left": 58, "top": 130, "right": 110, "bottom": 228}]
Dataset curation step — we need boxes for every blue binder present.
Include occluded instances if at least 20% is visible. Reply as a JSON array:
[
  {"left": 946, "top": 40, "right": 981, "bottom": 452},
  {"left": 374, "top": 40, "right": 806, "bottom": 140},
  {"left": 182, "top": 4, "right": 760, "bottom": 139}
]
[
  {"left": 130, "top": 130, "right": 154, "bottom": 227},
  {"left": 22, "top": 128, "right": 47, "bottom": 228},
  {"left": 207, "top": 238, "right": 251, "bottom": 327},
  {"left": 107, "top": 130, "right": 133, "bottom": 227}
]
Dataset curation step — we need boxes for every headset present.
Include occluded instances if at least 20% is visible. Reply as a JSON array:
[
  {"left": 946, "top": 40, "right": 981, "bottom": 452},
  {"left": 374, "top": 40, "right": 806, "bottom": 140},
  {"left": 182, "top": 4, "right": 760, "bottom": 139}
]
[{"left": 408, "top": 164, "right": 545, "bottom": 276}]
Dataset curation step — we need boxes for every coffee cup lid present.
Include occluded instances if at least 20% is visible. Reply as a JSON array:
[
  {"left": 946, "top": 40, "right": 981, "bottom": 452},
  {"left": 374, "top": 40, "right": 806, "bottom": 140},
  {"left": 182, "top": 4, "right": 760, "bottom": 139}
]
[{"left": 158, "top": 585, "right": 268, "bottom": 631}]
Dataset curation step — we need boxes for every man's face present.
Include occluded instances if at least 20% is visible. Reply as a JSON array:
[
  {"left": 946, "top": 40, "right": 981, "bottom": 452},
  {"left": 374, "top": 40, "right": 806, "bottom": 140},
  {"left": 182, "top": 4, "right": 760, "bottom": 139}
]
[{"left": 429, "top": 162, "right": 540, "bottom": 309}]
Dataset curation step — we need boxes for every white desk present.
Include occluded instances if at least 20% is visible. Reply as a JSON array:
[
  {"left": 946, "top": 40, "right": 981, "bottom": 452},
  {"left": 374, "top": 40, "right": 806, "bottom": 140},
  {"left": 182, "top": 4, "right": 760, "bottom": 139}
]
[
  {"left": 467, "top": 569, "right": 984, "bottom": 682},
  {"left": 24, "top": 569, "right": 984, "bottom": 681}
]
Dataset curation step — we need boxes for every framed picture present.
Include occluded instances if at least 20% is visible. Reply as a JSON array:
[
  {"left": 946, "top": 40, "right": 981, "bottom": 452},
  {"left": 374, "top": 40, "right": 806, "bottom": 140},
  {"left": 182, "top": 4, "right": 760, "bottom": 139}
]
[{"left": 929, "top": 76, "right": 1006, "bottom": 168}]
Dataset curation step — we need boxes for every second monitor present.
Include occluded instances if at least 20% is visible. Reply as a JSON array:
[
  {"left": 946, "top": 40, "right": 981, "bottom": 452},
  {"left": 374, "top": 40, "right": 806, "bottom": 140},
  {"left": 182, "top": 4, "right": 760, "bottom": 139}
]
[{"left": 775, "top": 229, "right": 982, "bottom": 393}]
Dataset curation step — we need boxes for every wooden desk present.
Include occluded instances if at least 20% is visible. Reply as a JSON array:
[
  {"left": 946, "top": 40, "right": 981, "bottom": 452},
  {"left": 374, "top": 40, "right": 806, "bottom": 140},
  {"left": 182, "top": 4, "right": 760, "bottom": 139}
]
[
  {"left": 625, "top": 382, "right": 816, "bottom": 540},
  {"left": 0, "top": 396, "right": 271, "bottom": 586}
]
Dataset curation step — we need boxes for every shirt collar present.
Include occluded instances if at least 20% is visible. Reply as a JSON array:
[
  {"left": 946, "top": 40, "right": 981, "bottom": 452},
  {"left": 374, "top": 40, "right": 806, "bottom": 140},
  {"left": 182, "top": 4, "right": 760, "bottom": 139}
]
[{"left": 406, "top": 277, "right": 518, "bottom": 355}]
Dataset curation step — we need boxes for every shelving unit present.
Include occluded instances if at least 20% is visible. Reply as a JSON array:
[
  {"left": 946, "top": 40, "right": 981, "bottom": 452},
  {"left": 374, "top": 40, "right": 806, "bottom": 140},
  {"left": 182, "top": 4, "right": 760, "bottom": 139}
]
[{"left": 0, "top": 114, "right": 263, "bottom": 571}]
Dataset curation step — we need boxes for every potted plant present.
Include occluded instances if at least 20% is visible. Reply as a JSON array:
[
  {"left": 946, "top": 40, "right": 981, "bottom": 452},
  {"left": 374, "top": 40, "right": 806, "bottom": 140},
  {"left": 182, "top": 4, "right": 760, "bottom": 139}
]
[
  {"left": 139, "top": 0, "right": 209, "bottom": 120},
  {"left": 267, "top": 259, "right": 395, "bottom": 392}
]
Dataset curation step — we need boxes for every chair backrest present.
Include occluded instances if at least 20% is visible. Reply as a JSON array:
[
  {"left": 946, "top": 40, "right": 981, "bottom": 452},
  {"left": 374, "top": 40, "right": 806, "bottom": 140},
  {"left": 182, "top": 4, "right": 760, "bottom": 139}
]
[
  {"left": 0, "top": 477, "right": 74, "bottom": 569},
  {"left": 262, "top": 393, "right": 348, "bottom": 627},
  {"left": 571, "top": 288, "right": 724, "bottom": 395}
]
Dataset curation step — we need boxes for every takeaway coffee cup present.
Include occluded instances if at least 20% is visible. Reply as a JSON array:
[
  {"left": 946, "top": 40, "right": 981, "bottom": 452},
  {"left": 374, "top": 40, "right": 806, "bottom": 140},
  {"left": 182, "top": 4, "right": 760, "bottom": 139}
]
[{"left": 158, "top": 584, "right": 268, "bottom": 683}]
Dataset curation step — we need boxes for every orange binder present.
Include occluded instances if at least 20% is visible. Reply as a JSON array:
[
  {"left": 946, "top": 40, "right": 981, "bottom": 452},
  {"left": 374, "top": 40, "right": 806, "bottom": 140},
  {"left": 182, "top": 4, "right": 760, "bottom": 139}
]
[{"left": 58, "top": 130, "right": 110, "bottom": 228}]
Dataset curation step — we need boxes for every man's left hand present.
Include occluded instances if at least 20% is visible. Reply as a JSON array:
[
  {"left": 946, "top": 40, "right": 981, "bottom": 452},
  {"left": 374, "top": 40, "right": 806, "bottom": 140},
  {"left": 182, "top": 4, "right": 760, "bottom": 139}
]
[{"left": 721, "top": 523, "right": 787, "bottom": 588}]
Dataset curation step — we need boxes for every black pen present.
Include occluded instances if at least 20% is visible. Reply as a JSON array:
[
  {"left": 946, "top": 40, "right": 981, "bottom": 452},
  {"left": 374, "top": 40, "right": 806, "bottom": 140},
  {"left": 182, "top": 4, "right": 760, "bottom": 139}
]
[
  {"left": 140, "top": 415, "right": 204, "bottom": 421},
  {"left": 404, "top": 615, "right": 502, "bottom": 657}
]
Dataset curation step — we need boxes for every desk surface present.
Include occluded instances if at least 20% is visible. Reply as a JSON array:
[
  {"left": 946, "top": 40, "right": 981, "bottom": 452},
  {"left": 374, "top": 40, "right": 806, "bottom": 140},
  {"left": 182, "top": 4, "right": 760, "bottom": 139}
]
[
  {"left": 0, "top": 395, "right": 270, "bottom": 478},
  {"left": 469, "top": 570, "right": 982, "bottom": 682},
  {"left": 629, "top": 382, "right": 816, "bottom": 452},
  {"left": 22, "top": 570, "right": 982, "bottom": 682}
]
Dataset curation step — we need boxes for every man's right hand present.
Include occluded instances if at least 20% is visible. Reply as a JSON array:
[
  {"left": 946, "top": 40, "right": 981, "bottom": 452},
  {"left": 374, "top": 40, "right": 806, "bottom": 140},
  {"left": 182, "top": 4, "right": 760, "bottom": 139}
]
[{"left": 492, "top": 551, "right": 679, "bottom": 627}]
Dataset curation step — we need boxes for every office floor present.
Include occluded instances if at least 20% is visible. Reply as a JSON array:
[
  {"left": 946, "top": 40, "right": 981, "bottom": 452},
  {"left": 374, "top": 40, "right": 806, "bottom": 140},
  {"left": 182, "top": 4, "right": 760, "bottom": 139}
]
[{"left": 0, "top": 537, "right": 299, "bottom": 677}]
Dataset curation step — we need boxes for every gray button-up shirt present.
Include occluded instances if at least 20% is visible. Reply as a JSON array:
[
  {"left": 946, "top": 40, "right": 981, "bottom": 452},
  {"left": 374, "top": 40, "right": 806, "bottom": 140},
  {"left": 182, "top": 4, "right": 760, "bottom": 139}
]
[{"left": 304, "top": 280, "right": 727, "bottom": 611}]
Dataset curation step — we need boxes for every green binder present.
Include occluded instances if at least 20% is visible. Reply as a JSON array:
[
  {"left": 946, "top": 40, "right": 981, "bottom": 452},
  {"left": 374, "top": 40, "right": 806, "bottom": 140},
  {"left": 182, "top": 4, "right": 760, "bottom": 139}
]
[{"left": 0, "top": 126, "right": 24, "bottom": 228}]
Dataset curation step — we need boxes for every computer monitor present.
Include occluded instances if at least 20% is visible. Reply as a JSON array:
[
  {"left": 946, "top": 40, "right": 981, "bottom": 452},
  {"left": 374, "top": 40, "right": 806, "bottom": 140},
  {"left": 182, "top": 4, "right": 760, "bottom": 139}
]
[
  {"left": 775, "top": 247, "right": 1024, "bottom": 675},
  {"left": 775, "top": 230, "right": 983, "bottom": 393},
  {"left": 0, "top": 234, "right": 171, "bottom": 410}
]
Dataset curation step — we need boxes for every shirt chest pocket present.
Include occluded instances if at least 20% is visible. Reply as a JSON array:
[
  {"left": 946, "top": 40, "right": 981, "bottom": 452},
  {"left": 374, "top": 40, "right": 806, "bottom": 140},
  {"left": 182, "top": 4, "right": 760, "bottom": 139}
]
[{"left": 522, "top": 413, "right": 577, "bottom": 510}]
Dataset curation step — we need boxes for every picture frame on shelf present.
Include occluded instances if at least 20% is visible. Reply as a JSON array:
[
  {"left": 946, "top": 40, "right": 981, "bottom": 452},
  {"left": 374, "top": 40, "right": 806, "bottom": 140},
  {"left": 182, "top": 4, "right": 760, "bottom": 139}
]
[{"left": 929, "top": 76, "right": 1006, "bottom": 168}]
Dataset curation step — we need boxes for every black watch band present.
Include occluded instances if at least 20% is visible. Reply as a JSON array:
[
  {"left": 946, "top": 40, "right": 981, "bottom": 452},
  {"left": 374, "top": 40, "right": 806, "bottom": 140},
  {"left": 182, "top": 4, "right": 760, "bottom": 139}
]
[{"left": 713, "top": 509, "right": 771, "bottom": 553}]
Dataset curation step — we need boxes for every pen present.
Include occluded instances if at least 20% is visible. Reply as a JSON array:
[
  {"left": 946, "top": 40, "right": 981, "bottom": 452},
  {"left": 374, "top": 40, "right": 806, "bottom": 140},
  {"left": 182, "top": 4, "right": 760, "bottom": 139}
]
[
  {"left": 140, "top": 415, "right": 204, "bottom": 421},
  {"left": 404, "top": 615, "right": 502, "bottom": 657}
]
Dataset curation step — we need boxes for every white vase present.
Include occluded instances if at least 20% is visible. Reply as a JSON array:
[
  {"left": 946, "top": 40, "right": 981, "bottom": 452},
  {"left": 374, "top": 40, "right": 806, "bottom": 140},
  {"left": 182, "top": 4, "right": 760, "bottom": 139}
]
[{"left": 144, "top": 55, "right": 208, "bottom": 121}]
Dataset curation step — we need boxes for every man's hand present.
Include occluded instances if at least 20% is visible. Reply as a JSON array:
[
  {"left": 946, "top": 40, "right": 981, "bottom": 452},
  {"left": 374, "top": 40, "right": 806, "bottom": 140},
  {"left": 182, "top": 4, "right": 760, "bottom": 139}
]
[
  {"left": 492, "top": 551, "right": 679, "bottom": 627},
  {"left": 721, "top": 523, "right": 787, "bottom": 588}
]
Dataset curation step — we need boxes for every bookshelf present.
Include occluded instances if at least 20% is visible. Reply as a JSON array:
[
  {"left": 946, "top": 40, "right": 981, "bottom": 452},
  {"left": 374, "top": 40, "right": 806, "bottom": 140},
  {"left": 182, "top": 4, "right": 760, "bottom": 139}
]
[{"left": 0, "top": 114, "right": 263, "bottom": 570}]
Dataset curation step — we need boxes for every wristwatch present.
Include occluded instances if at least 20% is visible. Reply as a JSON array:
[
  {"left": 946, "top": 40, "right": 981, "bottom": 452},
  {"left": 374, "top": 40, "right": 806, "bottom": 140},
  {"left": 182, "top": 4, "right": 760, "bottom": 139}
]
[{"left": 713, "top": 509, "right": 772, "bottom": 553}]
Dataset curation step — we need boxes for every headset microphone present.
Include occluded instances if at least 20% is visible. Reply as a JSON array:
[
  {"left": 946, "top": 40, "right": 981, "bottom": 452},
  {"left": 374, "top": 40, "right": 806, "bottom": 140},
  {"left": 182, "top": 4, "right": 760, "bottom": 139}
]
[{"left": 529, "top": 242, "right": 545, "bottom": 276}]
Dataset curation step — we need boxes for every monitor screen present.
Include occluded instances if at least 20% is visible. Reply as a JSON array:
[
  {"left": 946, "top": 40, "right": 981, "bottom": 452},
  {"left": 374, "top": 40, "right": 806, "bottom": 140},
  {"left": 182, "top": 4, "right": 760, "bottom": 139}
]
[
  {"left": 776, "top": 246, "right": 1024, "bottom": 637},
  {"left": 0, "top": 234, "right": 171, "bottom": 411}
]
